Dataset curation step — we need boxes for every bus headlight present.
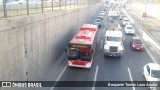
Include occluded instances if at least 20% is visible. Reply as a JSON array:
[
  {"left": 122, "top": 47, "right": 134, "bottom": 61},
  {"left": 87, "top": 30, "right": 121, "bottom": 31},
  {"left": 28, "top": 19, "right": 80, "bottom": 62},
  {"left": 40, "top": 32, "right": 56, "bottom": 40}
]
[
  {"left": 68, "top": 61, "right": 72, "bottom": 66},
  {"left": 85, "top": 63, "right": 91, "bottom": 68}
]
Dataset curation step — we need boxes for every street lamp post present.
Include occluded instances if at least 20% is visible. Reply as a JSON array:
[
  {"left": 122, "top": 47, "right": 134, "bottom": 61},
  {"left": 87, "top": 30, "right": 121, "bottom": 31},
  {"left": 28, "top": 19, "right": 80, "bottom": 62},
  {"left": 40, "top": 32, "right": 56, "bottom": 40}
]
[
  {"left": 144, "top": 0, "right": 148, "bottom": 17},
  {"left": 70, "top": 0, "right": 71, "bottom": 8},
  {"left": 143, "top": 0, "right": 148, "bottom": 27},
  {"left": 3, "top": 0, "right": 7, "bottom": 17}
]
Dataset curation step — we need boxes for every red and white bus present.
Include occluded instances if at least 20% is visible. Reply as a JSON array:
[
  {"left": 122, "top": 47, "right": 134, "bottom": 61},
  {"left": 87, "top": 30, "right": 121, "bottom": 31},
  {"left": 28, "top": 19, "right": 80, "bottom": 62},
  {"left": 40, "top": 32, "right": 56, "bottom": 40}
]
[{"left": 66, "top": 24, "right": 98, "bottom": 68}]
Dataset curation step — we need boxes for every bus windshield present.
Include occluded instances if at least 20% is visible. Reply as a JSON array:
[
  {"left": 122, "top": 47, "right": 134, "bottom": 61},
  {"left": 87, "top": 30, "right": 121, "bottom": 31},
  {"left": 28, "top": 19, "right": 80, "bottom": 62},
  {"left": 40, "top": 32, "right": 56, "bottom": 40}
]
[
  {"left": 68, "top": 48, "right": 79, "bottom": 59},
  {"left": 68, "top": 48, "right": 92, "bottom": 61},
  {"left": 79, "top": 52, "right": 91, "bottom": 60}
]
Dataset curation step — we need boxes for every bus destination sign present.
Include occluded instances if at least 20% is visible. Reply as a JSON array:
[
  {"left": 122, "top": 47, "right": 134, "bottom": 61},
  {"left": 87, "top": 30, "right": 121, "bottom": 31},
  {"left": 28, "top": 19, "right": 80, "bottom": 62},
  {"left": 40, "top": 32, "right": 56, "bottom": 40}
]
[{"left": 70, "top": 44, "right": 91, "bottom": 48}]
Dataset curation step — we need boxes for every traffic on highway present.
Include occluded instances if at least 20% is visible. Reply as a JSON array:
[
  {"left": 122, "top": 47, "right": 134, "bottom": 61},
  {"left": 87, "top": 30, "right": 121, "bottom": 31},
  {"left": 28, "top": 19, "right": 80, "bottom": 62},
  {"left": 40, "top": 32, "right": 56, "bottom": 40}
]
[
  {"left": 50, "top": 0, "right": 160, "bottom": 90},
  {"left": 0, "top": 0, "right": 160, "bottom": 90}
]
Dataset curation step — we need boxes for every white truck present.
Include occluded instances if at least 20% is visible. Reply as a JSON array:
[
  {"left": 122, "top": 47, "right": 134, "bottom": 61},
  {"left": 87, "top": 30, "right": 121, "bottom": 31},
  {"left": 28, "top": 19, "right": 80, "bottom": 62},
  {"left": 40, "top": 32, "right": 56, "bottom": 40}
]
[
  {"left": 104, "top": 10, "right": 124, "bottom": 57},
  {"left": 104, "top": 30, "right": 124, "bottom": 57},
  {"left": 107, "top": 10, "right": 120, "bottom": 29}
]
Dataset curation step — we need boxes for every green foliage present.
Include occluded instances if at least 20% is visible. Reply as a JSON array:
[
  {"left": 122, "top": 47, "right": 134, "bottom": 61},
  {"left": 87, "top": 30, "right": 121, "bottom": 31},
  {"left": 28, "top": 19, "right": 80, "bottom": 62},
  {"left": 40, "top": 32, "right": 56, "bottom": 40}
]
[{"left": 155, "top": 0, "right": 160, "bottom": 3}]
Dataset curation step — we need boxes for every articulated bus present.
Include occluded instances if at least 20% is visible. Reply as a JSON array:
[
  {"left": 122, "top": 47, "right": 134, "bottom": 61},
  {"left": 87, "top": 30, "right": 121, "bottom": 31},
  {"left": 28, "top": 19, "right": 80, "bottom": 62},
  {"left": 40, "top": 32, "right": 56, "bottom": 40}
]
[{"left": 66, "top": 24, "right": 98, "bottom": 68}]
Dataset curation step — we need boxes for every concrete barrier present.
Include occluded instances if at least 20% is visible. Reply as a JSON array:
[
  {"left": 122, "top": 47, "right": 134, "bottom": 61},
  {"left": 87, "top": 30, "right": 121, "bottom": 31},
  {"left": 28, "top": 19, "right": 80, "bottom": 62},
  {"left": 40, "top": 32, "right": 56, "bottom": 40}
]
[{"left": 0, "top": 3, "right": 101, "bottom": 89}]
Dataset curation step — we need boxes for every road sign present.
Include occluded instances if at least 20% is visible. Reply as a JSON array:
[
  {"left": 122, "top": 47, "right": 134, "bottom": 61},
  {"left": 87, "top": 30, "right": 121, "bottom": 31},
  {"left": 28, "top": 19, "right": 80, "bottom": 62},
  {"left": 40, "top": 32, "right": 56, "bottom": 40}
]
[{"left": 146, "top": 25, "right": 151, "bottom": 30}]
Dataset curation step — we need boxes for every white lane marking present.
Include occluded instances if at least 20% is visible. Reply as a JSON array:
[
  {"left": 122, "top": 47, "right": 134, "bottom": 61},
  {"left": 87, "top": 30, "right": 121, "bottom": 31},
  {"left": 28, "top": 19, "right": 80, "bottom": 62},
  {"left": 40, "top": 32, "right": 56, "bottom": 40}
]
[
  {"left": 92, "top": 65, "right": 99, "bottom": 90},
  {"left": 135, "top": 33, "right": 157, "bottom": 63},
  {"left": 127, "top": 67, "right": 136, "bottom": 90},
  {"left": 103, "top": 28, "right": 105, "bottom": 34},
  {"left": 50, "top": 65, "right": 67, "bottom": 90},
  {"left": 143, "top": 46, "right": 157, "bottom": 63},
  {"left": 97, "top": 28, "right": 102, "bottom": 42},
  {"left": 100, "top": 39, "right": 103, "bottom": 50}
]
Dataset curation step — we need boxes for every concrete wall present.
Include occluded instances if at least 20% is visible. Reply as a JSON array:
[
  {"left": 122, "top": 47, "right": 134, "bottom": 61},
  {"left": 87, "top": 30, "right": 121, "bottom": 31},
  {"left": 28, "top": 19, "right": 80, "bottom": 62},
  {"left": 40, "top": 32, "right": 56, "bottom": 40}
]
[{"left": 0, "top": 3, "right": 101, "bottom": 85}]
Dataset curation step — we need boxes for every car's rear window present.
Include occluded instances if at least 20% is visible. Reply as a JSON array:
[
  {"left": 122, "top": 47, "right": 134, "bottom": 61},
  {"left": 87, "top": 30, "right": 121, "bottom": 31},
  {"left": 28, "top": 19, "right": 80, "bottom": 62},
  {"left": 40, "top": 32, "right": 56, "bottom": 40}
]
[
  {"left": 133, "top": 39, "right": 142, "bottom": 44},
  {"left": 127, "top": 27, "right": 133, "bottom": 29},
  {"left": 95, "top": 19, "right": 101, "bottom": 22},
  {"left": 124, "top": 20, "right": 129, "bottom": 22}
]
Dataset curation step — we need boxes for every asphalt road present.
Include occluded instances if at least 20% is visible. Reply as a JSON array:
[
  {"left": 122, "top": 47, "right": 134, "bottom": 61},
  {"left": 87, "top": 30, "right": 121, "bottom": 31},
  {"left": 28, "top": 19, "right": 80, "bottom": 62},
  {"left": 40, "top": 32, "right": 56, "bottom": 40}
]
[{"left": 48, "top": 7, "right": 160, "bottom": 90}]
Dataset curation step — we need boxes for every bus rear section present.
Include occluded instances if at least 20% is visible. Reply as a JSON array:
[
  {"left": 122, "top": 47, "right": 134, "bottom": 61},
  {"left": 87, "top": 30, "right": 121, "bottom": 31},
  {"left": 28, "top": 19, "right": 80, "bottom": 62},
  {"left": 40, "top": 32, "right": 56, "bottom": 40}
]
[{"left": 67, "top": 24, "right": 98, "bottom": 68}]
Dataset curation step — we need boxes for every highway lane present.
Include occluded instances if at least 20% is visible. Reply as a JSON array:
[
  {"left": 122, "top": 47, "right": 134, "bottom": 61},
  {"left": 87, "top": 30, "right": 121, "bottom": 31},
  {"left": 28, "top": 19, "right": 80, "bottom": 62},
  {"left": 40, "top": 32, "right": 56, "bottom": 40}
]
[
  {"left": 125, "top": 7, "right": 160, "bottom": 64},
  {"left": 50, "top": 7, "right": 159, "bottom": 90},
  {"left": 91, "top": 20, "right": 154, "bottom": 90}
]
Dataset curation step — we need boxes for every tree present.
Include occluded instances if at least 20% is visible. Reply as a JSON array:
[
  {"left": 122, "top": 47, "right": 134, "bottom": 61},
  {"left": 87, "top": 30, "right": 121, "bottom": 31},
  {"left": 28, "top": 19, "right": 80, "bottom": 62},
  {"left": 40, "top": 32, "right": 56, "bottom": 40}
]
[{"left": 155, "top": 0, "right": 160, "bottom": 3}]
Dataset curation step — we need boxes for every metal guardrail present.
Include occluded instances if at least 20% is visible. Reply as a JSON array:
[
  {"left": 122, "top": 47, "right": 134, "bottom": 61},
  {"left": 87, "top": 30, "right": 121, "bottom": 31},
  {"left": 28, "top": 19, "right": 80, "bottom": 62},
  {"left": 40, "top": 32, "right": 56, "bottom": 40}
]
[
  {"left": 124, "top": 9, "right": 160, "bottom": 51},
  {"left": 0, "top": 0, "right": 102, "bottom": 18}
]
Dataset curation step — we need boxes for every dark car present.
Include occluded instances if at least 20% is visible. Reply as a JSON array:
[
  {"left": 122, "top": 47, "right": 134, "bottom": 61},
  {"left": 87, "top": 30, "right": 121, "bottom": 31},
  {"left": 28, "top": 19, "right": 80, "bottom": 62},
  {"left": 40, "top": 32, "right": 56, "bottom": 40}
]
[
  {"left": 98, "top": 12, "right": 105, "bottom": 20},
  {"left": 130, "top": 37, "right": 144, "bottom": 51},
  {"left": 94, "top": 19, "right": 103, "bottom": 28}
]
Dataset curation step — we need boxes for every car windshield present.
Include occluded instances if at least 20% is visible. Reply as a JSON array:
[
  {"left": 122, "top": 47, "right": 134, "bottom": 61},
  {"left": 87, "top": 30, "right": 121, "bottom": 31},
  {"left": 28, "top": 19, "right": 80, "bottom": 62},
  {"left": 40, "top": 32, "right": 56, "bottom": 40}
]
[
  {"left": 101, "top": 12, "right": 105, "bottom": 14},
  {"left": 95, "top": 19, "right": 101, "bottom": 22},
  {"left": 124, "top": 20, "right": 129, "bottom": 22},
  {"left": 101, "top": 11, "right": 105, "bottom": 13},
  {"left": 107, "top": 36, "right": 122, "bottom": 42},
  {"left": 121, "top": 15, "right": 126, "bottom": 17},
  {"left": 122, "top": 16, "right": 127, "bottom": 18},
  {"left": 99, "top": 15, "right": 103, "bottom": 17},
  {"left": 127, "top": 27, "right": 133, "bottom": 29},
  {"left": 151, "top": 70, "right": 160, "bottom": 78},
  {"left": 133, "top": 39, "right": 142, "bottom": 44}
]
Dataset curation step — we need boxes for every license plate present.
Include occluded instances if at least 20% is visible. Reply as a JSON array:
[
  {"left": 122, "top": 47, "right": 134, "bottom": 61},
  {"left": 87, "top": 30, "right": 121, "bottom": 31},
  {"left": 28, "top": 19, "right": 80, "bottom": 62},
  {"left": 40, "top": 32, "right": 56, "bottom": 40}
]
[{"left": 137, "top": 48, "right": 139, "bottom": 49}]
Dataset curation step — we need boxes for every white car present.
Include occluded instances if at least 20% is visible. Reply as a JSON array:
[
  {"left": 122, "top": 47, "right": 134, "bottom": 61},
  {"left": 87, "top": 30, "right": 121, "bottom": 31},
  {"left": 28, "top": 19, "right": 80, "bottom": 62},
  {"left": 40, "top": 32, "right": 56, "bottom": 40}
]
[
  {"left": 16, "top": 0, "right": 27, "bottom": 4},
  {"left": 101, "top": 11, "right": 105, "bottom": 14},
  {"left": 119, "top": 15, "right": 127, "bottom": 20},
  {"left": 105, "top": 4, "right": 109, "bottom": 8},
  {"left": 143, "top": 63, "right": 160, "bottom": 90},
  {"left": 117, "top": 8, "right": 123, "bottom": 14},
  {"left": 124, "top": 25, "right": 135, "bottom": 34},
  {"left": 99, "top": 11, "right": 105, "bottom": 16},
  {"left": 122, "top": 17, "right": 130, "bottom": 26}
]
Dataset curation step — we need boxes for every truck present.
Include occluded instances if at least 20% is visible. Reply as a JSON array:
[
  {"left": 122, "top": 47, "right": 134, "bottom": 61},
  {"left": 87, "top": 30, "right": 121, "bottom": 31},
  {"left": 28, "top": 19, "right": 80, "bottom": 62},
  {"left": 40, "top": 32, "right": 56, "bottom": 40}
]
[
  {"left": 104, "top": 10, "right": 124, "bottom": 57},
  {"left": 104, "top": 30, "right": 124, "bottom": 57},
  {"left": 107, "top": 10, "right": 120, "bottom": 29}
]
